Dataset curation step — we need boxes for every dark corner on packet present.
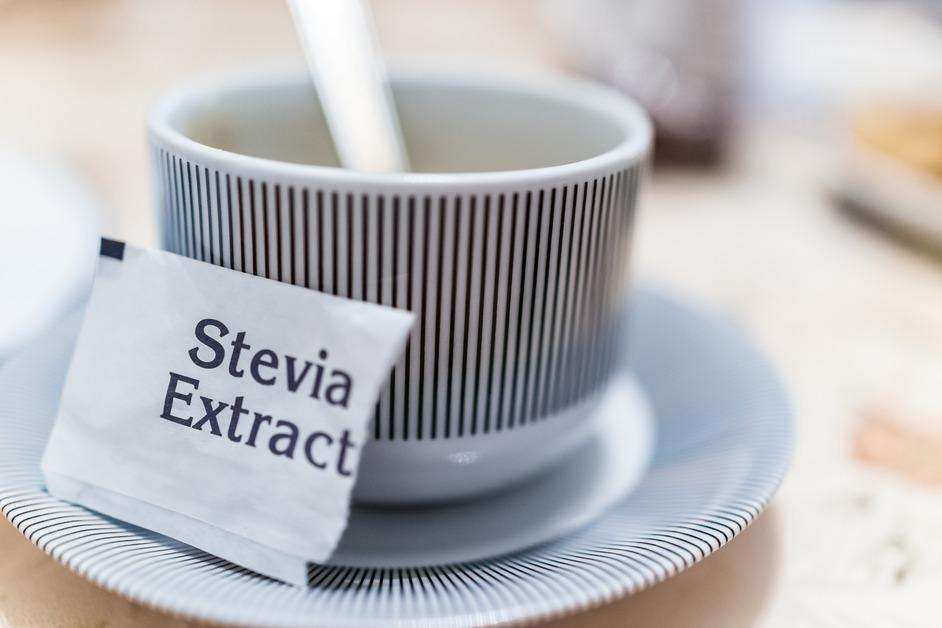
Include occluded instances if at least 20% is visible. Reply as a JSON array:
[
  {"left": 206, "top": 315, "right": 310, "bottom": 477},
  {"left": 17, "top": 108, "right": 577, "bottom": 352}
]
[{"left": 99, "top": 238, "right": 125, "bottom": 261}]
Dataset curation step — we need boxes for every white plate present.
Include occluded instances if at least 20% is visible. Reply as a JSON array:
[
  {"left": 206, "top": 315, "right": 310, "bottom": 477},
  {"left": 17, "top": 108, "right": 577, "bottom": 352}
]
[
  {"left": 0, "top": 287, "right": 792, "bottom": 627},
  {"left": 0, "top": 146, "right": 101, "bottom": 359}
]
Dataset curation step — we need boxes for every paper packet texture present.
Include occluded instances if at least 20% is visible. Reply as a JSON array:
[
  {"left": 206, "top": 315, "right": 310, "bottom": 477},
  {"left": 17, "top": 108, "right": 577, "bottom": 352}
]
[{"left": 41, "top": 239, "right": 414, "bottom": 585}]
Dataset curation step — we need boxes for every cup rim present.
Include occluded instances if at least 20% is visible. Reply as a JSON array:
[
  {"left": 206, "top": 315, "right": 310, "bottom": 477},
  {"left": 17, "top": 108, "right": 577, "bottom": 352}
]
[{"left": 148, "top": 66, "right": 652, "bottom": 190}]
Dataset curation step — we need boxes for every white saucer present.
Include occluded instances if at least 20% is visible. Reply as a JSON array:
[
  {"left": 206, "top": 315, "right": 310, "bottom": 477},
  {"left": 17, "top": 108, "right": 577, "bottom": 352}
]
[
  {"left": 336, "top": 373, "right": 653, "bottom": 567},
  {"left": 0, "top": 287, "right": 792, "bottom": 627}
]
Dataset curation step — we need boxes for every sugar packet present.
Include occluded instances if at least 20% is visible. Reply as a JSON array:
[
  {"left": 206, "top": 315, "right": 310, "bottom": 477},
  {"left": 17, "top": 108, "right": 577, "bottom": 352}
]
[{"left": 41, "top": 239, "right": 414, "bottom": 586}]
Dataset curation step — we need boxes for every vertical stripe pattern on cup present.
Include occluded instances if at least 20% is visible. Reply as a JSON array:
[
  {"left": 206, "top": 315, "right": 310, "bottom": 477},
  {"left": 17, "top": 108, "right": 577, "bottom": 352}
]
[{"left": 153, "top": 148, "right": 642, "bottom": 441}]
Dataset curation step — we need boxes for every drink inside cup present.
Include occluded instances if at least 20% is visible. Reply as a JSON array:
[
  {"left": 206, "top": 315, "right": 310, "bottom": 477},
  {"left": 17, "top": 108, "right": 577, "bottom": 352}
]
[
  {"left": 149, "top": 70, "right": 651, "bottom": 503},
  {"left": 180, "top": 73, "right": 632, "bottom": 174}
]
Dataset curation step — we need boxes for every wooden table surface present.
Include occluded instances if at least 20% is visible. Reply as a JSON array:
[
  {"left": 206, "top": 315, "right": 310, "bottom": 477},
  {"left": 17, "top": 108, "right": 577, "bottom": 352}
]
[{"left": 2, "top": 1, "right": 942, "bottom": 626}]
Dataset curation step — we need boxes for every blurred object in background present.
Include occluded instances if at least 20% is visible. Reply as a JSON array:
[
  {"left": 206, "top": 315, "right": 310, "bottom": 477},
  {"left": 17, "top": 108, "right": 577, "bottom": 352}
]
[
  {"left": 0, "top": 146, "right": 101, "bottom": 363},
  {"left": 853, "top": 105, "right": 942, "bottom": 180},
  {"left": 735, "top": 0, "right": 942, "bottom": 257},
  {"left": 748, "top": 0, "right": 942, "bottom": 162},
  {"left": 833, "top": 102, "right": 942, "bottom": 256},
  {"left": 544, "top": 0, "right": 742, "bottom": 167},
  {"left": 750, "top": 0, "right": 942, "bottom": 118},
  {"left": 824, "top": 1, "right": 942, "bottom": 258}
]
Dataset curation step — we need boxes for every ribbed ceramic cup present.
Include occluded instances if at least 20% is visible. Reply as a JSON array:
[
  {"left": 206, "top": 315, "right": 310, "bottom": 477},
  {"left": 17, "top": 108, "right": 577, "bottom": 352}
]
[{"left": 148, "top": 69, "right": 651, "bottom": 503}]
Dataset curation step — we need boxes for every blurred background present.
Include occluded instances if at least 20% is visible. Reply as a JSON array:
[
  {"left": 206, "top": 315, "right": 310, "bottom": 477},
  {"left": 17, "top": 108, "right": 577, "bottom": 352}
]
[{"left": 2, "top": 0, "right": 942, "bottom": 626}]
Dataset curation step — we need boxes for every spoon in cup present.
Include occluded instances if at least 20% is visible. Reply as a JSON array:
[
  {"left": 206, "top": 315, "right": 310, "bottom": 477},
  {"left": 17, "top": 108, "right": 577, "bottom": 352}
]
[{"left": 287, "top": 0, "right": 410, "bottom": 173}]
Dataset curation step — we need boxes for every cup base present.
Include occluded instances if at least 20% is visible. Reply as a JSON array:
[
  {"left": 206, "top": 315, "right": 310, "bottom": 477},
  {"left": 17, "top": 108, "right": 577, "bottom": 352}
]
[{"left": 353, "top": 371, "right": 645, "bottom": 505}]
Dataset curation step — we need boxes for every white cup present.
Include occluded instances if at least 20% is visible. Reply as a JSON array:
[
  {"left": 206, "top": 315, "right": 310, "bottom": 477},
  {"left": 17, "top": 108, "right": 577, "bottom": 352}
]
[{"left": 148, "top": 69, "right": 651, "bottom": 503}]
